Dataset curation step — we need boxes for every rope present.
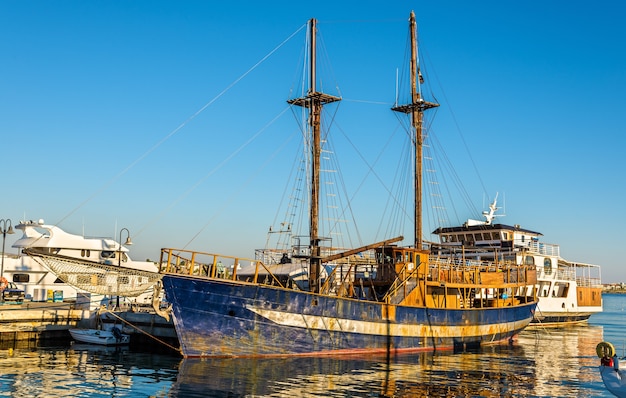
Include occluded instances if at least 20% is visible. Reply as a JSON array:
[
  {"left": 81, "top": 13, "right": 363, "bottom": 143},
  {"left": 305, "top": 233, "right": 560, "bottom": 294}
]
[
  {"left": 529, "top": 305, "right": 553, "bottom": 335},
  {"left": 46, "top": 23, "right": 308, "bottom": 243}
]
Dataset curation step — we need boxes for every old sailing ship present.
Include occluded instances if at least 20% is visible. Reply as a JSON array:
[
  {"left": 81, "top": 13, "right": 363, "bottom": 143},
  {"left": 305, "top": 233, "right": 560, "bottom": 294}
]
[{"left": 158, "top": 13, "right": 538, "bottom": 358}]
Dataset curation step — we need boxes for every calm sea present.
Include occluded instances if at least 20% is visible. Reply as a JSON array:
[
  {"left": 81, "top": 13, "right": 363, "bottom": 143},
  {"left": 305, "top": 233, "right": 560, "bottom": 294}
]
[{"left": 0, "top": 294, "right": 624, "bottom": 397}]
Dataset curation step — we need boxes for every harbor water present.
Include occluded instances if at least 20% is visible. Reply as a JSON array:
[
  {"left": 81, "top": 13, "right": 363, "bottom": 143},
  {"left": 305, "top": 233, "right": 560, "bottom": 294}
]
[{"left": 0, "top": 294, "right": 624, "bottom": 397}]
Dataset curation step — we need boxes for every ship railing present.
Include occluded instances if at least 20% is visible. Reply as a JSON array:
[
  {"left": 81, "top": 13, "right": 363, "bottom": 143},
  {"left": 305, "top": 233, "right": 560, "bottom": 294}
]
[
  {"left": 255, "top": 245, "right": 378, "bottom": 265},
  {"left": 159, "top": 248, "right": 286, "bottom": 287},
  {"left": 384, "top": 256, "right": 537, "bottom": 306},
  {"left": 383, "top": 261, "right": 423, "bottom": 303},
  {"left": 160, "top": 247, "right": 385, "bottom": 296},
  {"left": 420, "top": 256, "right": 535, "bottom": 285},
  {"left": 566, "top": 260, "right": 603, "bottom": 287},
  {"left": 428, "top": 255, "right": 517, "bottom": 270},
  {"left": 525, "top": 241, "right": 560, "bottom": 257},
  {"left": 537, "top": 267, "right": 576, "bottom": 280},
  {"left": 426, "top": 259, "right": 535, "bottom": 285},
  {"left": 576, "top": 276, "right": 603, "bottom": 288},
  {"left": 556, "top": 267, "right": 576, "bottom": 280}
]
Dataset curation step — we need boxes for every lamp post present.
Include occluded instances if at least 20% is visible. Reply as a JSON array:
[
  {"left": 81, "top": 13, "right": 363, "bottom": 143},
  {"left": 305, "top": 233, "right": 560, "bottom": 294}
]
[
  {"left": 116, "top": 228, "right": 132, "bottom": 309},
  {"left": 0, "top": 219, "right": 15, "bottom": 303},
  {"left": 118, "top": 228, "right": 133, "bottom": 267}
]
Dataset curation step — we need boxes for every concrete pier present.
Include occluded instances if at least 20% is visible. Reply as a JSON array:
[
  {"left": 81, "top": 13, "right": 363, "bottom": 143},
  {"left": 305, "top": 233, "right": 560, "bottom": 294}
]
[
  {"left": 0, "top": 301, "right": 178, "bottom": 354},
  {"left": 0, "top": 301, "right": 87, "bottom": 343}
]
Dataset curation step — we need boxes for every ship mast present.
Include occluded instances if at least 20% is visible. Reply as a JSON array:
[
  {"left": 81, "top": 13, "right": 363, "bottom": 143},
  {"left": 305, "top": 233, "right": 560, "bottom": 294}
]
[
  {"left": 287, "top": 19, "right": 341, "bottom": 292},
  {"left": 392, "top": 11, "right": 439, "bottom": 249}
]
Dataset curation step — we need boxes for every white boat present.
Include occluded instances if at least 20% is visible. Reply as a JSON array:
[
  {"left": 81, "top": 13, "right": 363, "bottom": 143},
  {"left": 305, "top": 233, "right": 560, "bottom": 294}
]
[
  {"left": 11, "top": 219, "right": 161, "bottom": 307},
  {"left": 431, "top": 195, "right": 603, "bottom": 326},
  {"left": 597, "top": 342, "right": 626, "bottom": 398},
  {"left": 69, "top": 327, "right": 130, "bottom": 346}
]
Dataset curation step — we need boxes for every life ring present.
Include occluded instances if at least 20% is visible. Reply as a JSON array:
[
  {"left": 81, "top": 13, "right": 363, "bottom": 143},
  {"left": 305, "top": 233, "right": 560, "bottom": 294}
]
[
  {"left": 0, "top": 277, "right": 8, "bottom": 291},
  {"left": 596, "top": 341, "right": 616, "bottom": 358}
]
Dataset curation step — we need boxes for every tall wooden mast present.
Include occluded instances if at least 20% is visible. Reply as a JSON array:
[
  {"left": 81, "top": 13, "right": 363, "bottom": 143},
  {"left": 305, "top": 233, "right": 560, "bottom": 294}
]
[
  {"left": 287, "top": 19, "right": 341, "bottom": 292},
  {"left": 392, "top": 11, "right": 439, "bottom": 249}
]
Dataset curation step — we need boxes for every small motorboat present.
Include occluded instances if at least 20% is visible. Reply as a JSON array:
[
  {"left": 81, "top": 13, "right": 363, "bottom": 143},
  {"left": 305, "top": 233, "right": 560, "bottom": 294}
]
[
  {"left": 69, "top": 327, "right": 130, "bottom": 346},
  {"left": 597, "top": 341, "right": 626, "bottom": 398}
]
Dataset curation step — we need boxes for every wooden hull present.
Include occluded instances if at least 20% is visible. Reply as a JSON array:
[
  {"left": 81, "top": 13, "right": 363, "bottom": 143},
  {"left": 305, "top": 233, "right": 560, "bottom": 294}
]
[{"left": 162, "top": 275, "right": 537, "bottom": 358}]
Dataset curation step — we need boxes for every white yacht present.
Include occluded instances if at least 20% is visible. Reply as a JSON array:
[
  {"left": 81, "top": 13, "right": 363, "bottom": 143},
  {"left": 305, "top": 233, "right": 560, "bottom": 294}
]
[
  {"left": 431, "top": 197, "right": 603, "bottom": 326},
  {"left": 0, "top": 252, "right": 84, "bottom": 304},
  {"left": 8, "top": 219, "right": 160, "bottom": 309}
]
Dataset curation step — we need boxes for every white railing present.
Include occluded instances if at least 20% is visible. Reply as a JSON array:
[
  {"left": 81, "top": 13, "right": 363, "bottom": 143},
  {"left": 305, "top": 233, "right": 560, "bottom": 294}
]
[{"left": 522, "top": 240, "right": 560, "bottom": 257}]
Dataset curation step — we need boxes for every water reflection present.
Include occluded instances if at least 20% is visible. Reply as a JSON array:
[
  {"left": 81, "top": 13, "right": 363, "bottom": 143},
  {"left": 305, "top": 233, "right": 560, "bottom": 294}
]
[
  {"left": 172, "top": 326, "right": 607, "bottom": 397},
  {"left": 0, "top": 343, "right": 180, "bottom": 397},
  {"left": 0, "top": 325, "right": 611, "bottom": 397},
  {"left": 517, "top": 325, "right": 606, "bottom": 397}
]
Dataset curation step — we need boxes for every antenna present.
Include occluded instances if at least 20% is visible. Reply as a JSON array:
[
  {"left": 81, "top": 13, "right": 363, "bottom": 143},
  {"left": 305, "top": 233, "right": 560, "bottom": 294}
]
[
  {"left": 394, "top": 68, "right": 399, "bottom": 107},
  {"left": 482, "top": 192, "right": 505, "bottom": 225}
]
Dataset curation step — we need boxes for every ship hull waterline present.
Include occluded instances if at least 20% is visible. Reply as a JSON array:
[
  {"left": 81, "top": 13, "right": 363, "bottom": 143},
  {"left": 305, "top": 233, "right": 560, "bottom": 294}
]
[{"left": 162, "top": 275, "right": 537, "bottom": 358}]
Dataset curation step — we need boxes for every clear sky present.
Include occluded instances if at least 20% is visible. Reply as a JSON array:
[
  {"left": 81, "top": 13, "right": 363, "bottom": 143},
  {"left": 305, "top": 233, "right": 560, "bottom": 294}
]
[{"left": 1, "top": 1, "right": 624, "bottom": 283}]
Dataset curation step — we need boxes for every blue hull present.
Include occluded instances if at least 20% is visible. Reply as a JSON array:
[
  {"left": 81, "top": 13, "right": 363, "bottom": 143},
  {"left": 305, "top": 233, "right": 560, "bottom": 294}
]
[{"left": 162, "top": 275, "right": 537, "bottom": 358}]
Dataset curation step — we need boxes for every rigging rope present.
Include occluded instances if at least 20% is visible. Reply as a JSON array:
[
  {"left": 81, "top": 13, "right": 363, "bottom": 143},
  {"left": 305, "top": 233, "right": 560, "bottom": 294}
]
[
  {"left": 47, "top": 23, "right": 308, "bottom": 240},
  {"left": 99, "top": 308, "right": 180, "bottom": 353}
]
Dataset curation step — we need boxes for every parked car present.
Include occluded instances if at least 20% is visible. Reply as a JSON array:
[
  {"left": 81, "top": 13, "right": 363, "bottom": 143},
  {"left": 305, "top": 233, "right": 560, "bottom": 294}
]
[{"left": 2, "top": 282, "right": 25, "bottom": 303}]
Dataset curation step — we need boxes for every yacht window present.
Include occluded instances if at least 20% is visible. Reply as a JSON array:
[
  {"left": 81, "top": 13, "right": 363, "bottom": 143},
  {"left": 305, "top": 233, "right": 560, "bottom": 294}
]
[
  {"left": 544, "top": 258, "right": 552, "bottom": 275},
  {"left": 524, "top": 256, "right": 535, "bottom": 266},
  {"left": 13, "top": 273, "right": 29, "bottom": 283},
  {"left": 101, "top": 251, "right": 116, "bottom": 259}
]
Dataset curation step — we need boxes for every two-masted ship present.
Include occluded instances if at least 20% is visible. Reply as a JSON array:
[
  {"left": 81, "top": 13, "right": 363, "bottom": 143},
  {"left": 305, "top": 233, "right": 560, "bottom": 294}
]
[{"left": 158, "top": 12, "right": 538, "bottom": 357}]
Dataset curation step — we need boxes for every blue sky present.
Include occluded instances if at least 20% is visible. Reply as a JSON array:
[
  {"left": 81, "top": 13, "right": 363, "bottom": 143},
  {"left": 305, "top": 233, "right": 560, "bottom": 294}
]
[{"left": 1, "top": 1, "right": 624, "bottom": 283}]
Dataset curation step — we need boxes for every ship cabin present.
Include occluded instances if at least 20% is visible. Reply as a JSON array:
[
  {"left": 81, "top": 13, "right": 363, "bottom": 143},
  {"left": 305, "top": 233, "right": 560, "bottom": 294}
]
[
  {"left": 431, "top": 221, "right": 563, "bottom": 276},
  {"left": 432, "top": 222, "right": 548, "bottom": 254}
]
